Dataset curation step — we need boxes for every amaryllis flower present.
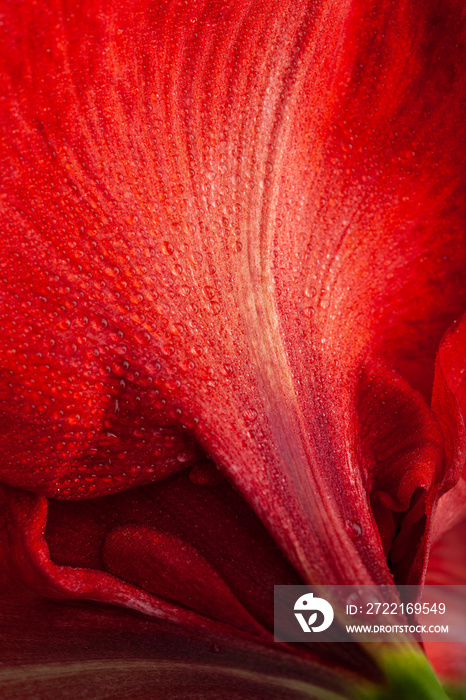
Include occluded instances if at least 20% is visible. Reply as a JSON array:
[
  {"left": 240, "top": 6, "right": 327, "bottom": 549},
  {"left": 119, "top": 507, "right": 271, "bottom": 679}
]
[{"left": 1, "top": 0, "right": 465, "bottom": 697}]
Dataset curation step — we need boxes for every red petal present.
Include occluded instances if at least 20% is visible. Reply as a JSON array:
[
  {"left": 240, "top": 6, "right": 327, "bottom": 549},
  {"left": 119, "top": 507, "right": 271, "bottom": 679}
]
[
  {"left": 425, "top": 516, "right": 466, "bottom": 683},
  {"left": 0, "top": 590, "right": 355, "bottom": 699},
  {"left": 431, "top": 314, "right": 466, "bottom": 541},
  {"left": 357, "top": 363, "right": 445, "bottom": 583},
  {"left": 45, "top": 472, "right": 304, "bottom": 632},
  {"left": 1, "top": 481, "right": 381, "bottom": 682},
  {"left": 1, "top": 0, "right": 466, "bottom": 653},
  {"left": 3, "top": 478, "right": 296, "bottom": 637},
  {"left": 102, "top": 525, "right": 265, "bottom": 630},
  {"left": 422, "top": 315, "right": 466, "bottom": 682}
]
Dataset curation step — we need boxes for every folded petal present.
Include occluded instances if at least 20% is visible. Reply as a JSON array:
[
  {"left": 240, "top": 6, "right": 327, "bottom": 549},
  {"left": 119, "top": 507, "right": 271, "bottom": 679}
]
[
  {"left": 1, "top": 480, "right": 383, "bottom": 681},
  {"left": 357, "top": 363, "right": 445, "bottom": 583},
  {"left": 431, "top": 314, "right": 466, "bottom": 542},
  {"left": 2, "top": 478, "right": 296, "bottom": 636},
  {"left": 424, "top": 516, "right": 466, "bottom": 686}
]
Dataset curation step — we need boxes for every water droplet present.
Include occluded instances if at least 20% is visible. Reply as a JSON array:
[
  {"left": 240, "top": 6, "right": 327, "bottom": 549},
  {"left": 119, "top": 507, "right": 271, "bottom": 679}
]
[
  {"left": 234, "top": 240, "right": 242, "bottom": 252},
  {"left": 304, "top": 286, "right": 316, "bottom": 299},
  {"left": 180, "top": 359, "right": 196, "bottom": 372},
  {"left": 162, "top": 241, "right": 174, "bottom": 255},
  {"left": 176, "top": 451, "right": 193, "bottom": 463},
  {"left": 243, "top": 408, "right": 258, "bottom": 425},
  {"left": 203, "top": 286, "right": 215, "bottom": 300},
  {"left": 209, "top": 301, "right": 221, "bottom": 315},
  {"left": 303, "top": 306, "right": 315, "bottom": 318},
  {"left": 345, "top": 520, "right": 362, "bottom": 538}
]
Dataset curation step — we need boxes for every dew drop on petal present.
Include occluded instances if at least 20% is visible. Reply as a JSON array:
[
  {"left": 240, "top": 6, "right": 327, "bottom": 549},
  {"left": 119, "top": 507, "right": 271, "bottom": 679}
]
[
  {"left": 202, "top": 286, "right": 215, "bottom": 300},
  {"left": 243, "top": 408, "right": 258, "bottom": 425},
  {"left": 304, "top": 285, "right": 316, "bottom": 299},
  {"left": 345, "top": 520, "right": 362, "bottom": 539},
  {"left": 303, "top": 306, "right": 315, "bottom": 318},
  {"left": 161, "top": 241, "right": 174, "bottom": 255}
]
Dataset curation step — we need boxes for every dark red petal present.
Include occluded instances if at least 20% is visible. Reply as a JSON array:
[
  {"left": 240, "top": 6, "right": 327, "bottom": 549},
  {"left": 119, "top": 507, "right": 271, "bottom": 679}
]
[
  {"left": 1, "top": 481, "right": 382, "bottom": 683},
  {"left": 357, "top": 363, "right": 445, "bottom": 583},
  {"left": 3, "top": 479, "right": 298, "bottom": 638},
  {"left": 45, "top": 472, "right": 303, "bottom": 632},
  {"left": 424, "top": 517, "right": 466, "bottom": 683},
  {"left": 431, "top": 314, "right": 466, "bottom": 542},
  {"left": 102, "top": 525, "right": 265, "bottom": 630},
  {"left": 424, "top": 314, "right": 466, "bottom": 684},
  {"left": 0, "top": 591, "right": 355, "bottom": 700},
  {"left": 4, "top": 485, "right": 209, "bottom": 627}
]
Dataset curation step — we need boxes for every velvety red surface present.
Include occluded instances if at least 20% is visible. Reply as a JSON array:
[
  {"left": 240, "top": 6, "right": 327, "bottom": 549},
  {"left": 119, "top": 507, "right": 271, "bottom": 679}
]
[
  {"left": 1, "top": 0, "right": 466, "bottom": 696},
  {"left": 425, "top": 517, "right": 466, "bottom": 684}
]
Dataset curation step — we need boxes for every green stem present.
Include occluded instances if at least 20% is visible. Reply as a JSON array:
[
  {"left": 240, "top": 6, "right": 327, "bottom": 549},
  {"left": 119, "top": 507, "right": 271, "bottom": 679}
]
[
  {"left": 359, "top": 647, "right": 452, "bottom": 700},
  {"left": 442, "top": 685, "right": 466, "bottom": 700}
]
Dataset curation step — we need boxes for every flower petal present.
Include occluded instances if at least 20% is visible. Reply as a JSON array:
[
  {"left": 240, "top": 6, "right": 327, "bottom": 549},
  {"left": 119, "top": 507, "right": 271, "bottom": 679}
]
[
  {"left": 357, "top": 362, "right": 445, "bottom": 583},
  {"left": 1, "top": 0, "right": 466, "bottom": 619},
  {"left": 2, "top": 478, "right": 301, "bottom": 637},
  {"left": 0, "top": 589, "right": 354, "bottom": 700},
  {"left": 0, "top": 481, "right": 382, "bottom": 689},
  {"left": 431, "top": 314, "right": 466, "bottom": 542},
  {"left": 425, "top": 516, "right": 466, "bottom": 685}
]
